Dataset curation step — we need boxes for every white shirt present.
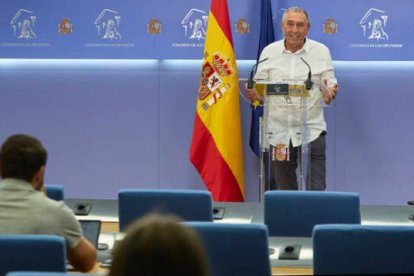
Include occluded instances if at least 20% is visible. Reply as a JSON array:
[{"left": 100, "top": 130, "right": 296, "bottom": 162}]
[{"left": 255, "top": 38, "right": 337, "bottom": 147}]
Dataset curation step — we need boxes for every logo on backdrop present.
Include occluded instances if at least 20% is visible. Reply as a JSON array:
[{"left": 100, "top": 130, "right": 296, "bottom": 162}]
[
  {"left": 322, "top": 18, "right": 338, "bottom": 34},
  {"left": 360, "top": 8, "right": 388, "bottom": 40},
  {"left": 172, "top": 8, "right": 206, "bottom": 48},
  {"left": 234, "top": 18, "right": 250, "bottom": 34},
  {"left": 84, "top": 9, "right": 134, "bottom": 49},
  {"left": 349, "top": 8, "right": 402, "bottom": 50},
  {"left": 58, "top": 18, "right": 73, "bottom": 35},
  {"left": 10, "top": 9, "right": 37, "bottom": 39},
  {"left": 1, "top": 9, "right": 50, "bottom": 48},
  {"left": 181, "top": 8, "right": 207, "bottom": 40},
  {"left": 95, "top": 9, "right": 122, "bottom": 40},
  {"left": 147, "top": 19, "right": 162, "bottom": 35},
  {"left": 181, "top": 9, "right": 208, "bottom": 40}
]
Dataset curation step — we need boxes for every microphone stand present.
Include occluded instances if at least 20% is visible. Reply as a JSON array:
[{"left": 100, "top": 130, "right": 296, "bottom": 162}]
[
  {"left": 259, "top": 101, "right": 273, "bottom": 202},
  {"left": 298, "top": 57, "right": 312, "bottom": 190},
  {"left": 247, "top": 58, "right": 268, "bottom": 201},
  {"left": 247, "top": 58, "right": 268, "bottom": 89},
  {"left": 300, "top": 57, "right": 313, "bottom": 90}
]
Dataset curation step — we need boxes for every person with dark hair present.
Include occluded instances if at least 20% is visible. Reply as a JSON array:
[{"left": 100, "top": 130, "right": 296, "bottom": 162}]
[
  {"left": 0, "top": 134, "right": 97, "bottom": 272},
  {"left": 110, "top": 214, "right": 209, "bottom": 276}
]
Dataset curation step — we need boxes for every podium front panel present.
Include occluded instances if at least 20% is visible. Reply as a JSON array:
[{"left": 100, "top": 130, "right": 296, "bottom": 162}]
[{"left": 258, "top": 81, "right": 325, "bottom": 192}]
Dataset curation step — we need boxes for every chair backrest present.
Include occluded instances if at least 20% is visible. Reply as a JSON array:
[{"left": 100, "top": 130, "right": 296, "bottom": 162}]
[
  {"left": 45, "top": 185, "right": 64, "bottom": 201},
  {"left": 264, "top": 191, "right": 361, "bottom": 237},
  {"left": 185, "top": 222, "right": 271, "bottom": 276},
  {"left": 313, "top": 224, "right": 414, "bottom": 275},
  {"left": 0, "top": 235, "right": 66, "bottom": 276},
  {"left": 118, "top": 189, "right": 213, "bottom": 231}
]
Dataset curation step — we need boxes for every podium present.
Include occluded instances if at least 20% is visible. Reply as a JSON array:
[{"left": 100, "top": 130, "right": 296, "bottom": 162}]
[
  {"left": 240, "top": 78, "right": 326, "bottom": 201},
  {"left": 260, "top": 81, "right": 311, "bottom": 196}
]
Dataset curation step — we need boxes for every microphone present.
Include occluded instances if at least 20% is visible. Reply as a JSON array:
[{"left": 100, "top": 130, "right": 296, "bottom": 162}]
[
  {"left": 300, "top": 57, "right": 313, "bottom": 90},
  {"left": 247, "top": 58, "right": 269, "bottom": 89}
]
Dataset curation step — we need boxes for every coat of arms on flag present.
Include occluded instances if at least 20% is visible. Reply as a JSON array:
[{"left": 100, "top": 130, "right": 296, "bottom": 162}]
[{"left": 199, "top": 52, "right": 234, "bottom": 111}]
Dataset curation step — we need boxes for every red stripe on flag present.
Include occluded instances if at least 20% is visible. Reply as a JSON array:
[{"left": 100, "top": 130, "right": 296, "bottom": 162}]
[
  {"left": 190, "top": 113, "right": 244, "bottom": 202},
  {"left": 210, "top": 0, "right": 233, "bottom": 46}
]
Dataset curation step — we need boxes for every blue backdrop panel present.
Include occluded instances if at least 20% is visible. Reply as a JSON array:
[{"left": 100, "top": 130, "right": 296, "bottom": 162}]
[
  {"left": 0, "top": 0, "right": 156, "bottom": 58},
  {"left": 1, "top": 59, "right": 414, "bottom": 204},
  {"left": 158, "top": 60, "right": 205, "bottom": 190},
  {"left": 280, "top": 0, "right": 414, "bottom": 60},
  {"left": 229, "top": 0, "right": 261, "bottom": 60},
  {"left": 1, "top": 0, "right": 413, "bottom": 60},
  {"left": 0, "top": 60, "right": 160, "bottom": 198},
  {"left": 154, "top": 0, "right": 209, "bottom": 59},
  {"left": 1, "top": 0, "right": 414, "bottom": 204},
  {"left": 333, "top": 61, "right": 414, "bottom": 204}
]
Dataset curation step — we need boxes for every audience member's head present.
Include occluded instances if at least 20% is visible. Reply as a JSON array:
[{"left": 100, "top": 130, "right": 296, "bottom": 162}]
[
  {"left": 110, "top": 213, "right": 209, "bottom": 276},
  {"left": 0, "top": 134, "right": 48, "bottom": 184}
]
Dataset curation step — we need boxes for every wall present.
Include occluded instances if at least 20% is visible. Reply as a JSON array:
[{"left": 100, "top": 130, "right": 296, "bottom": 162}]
[{"left": 1, "top": 59, "right": 414, "bottom": 205}]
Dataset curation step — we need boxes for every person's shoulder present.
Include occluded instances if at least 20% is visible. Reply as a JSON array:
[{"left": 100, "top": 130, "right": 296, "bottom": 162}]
[
  {"left": 32, "top": 192, "right": 61, "bottom": 207},
  {"left": 38, "top": 198, "right": 80, "bottom": 233},
  {"left": 262, "top": 39, "right": 284, "bottom": 54},
  {"left": 307, "top": 38, "right": 330, "bottom": 52},
  {"left": 33, "top": 193, "right": 75, "bottom": 217}
]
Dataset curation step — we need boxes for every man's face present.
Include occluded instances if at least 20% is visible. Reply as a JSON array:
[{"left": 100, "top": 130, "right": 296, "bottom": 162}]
[{"left": 282, "top": 11, "right": 310, "bottom": 49}]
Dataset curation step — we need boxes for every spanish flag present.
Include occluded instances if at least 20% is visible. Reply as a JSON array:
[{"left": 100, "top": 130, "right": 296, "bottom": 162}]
[{"left": 190, "top": 0, "right": 244, "bottom": 202}]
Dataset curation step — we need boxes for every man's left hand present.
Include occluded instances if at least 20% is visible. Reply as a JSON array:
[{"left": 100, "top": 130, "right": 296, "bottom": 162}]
[{"left": 322, "top": 79, "right": 338, "bottom": 104}]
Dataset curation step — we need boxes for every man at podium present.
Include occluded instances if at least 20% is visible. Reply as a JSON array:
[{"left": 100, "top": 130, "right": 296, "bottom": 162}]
[{"left": 246, "top": 7, "right": 338, "bottom": 191}]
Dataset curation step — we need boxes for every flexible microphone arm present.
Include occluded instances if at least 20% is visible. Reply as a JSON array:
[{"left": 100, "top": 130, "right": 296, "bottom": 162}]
[
  {"left": 247, "top": 58, "right": 269, "bottom": 89},
  {"left": 300, "top": 57, "right": 313, "bottom": 90}
]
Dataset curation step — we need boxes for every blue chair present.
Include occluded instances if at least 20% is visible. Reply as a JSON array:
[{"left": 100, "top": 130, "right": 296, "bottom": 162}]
[
  {"left": 45, "top": 185, "right": 64, "bottom": 201},
  {"left": 185, "top": 222, "right": 271, "bottom": 276},
  {"left": 313, "top": 224, "right": 414, "bottom": 275},
  {"left": 118, "top": 189, "right": 213, "bottom": 231},
  {"left": 0, "top": 235, "right": 66, "bottom": 275},
  {"left": 264, "top": 191, "right": 361, "bottom": 237}
]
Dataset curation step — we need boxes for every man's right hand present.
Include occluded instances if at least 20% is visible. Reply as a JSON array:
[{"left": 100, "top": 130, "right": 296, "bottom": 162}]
[{"left": 246, "top": 87, "right": 264, "bottom": 103}]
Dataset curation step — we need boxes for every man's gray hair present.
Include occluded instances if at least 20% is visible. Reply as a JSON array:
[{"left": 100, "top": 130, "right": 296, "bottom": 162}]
[{"left": 282, "top": 7, "right": 310, "bottom": 26}]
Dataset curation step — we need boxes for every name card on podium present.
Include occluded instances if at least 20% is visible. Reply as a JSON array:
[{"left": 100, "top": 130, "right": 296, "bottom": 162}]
[{"left": 255, "top": 83, "right": 310, "bottom": 98}]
